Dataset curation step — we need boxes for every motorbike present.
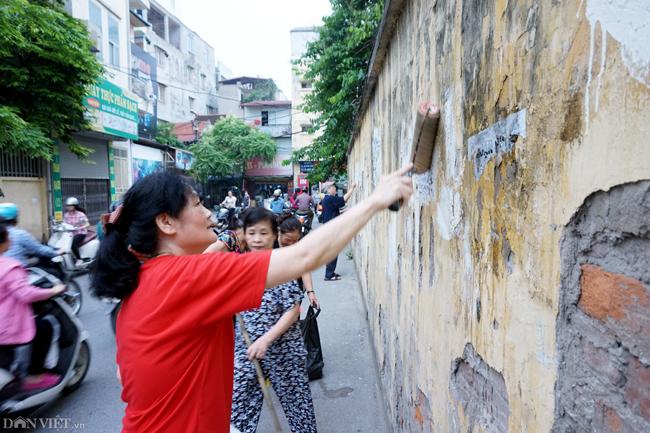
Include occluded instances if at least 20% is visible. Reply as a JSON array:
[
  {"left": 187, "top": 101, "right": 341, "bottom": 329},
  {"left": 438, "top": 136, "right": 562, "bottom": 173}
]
[
  {"left": 0, "top": 268, "right": 91, "bottom": 417},
  {"left": 213, "top": 205, "right": 241, "bottom": 233},
  {"left": 295, "top": 210, "right": 313, "bottom": 238},
  {"left": 316, "top": 204, "right": 323, "bottom": 223},
  {"left": 28, "top": 259, "right": 83, "bottom": 316},
  {"left": 48, "top": 220, "right": 99, "bottom": 275}
]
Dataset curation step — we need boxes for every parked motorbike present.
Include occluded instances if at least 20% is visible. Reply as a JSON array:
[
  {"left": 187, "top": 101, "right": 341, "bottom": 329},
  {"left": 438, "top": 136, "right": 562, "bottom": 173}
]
[
  {"left": 48, "top": 220, "right": 99, "bottom": 275},
  {"left": 213, "top": 205, "right": 241, "bottom": 232},
  {"left": 0, "top": 268, "right": 91, "bottom": 417}
]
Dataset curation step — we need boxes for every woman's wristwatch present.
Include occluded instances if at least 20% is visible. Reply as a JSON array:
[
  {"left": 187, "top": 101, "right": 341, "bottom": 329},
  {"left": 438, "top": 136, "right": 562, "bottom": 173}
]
[{"left": 306, "top": 290, "right": 315, "bottom": 294}]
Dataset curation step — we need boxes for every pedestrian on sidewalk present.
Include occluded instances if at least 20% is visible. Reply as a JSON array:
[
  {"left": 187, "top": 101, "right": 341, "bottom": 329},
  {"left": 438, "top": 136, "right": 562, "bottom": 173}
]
[
  {"left": 242, "top": 191, "right": 250, "bottom": 210},
  {"left": 321, "top": 182, "right": 357, "bottom": 281},
  {"left": 231, "top": 208, "right": 317, "bottom": 433},
  {"left": 90, "top": 166, "right": 413, "bottom": 433}
]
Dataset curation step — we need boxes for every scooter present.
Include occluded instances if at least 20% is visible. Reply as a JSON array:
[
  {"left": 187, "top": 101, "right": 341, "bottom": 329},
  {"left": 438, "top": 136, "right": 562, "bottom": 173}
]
[
  {"left": 295, "top": 211, "right": 313, "bottom": 238},
  {"left": 316, "top": 204, "right": 323, "bottom": 223},
  {"left": 0, "top": 268, "right": 91, "bottom": 417},
  {"left": 48, "top": 220, "right": 99, "bottom": 275},
  {"left": 213, "top": 205, "right": 241, "bottom": 232}
]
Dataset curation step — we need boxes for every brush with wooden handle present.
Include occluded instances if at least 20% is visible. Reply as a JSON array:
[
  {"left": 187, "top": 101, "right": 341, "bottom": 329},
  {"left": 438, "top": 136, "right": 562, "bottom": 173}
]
[
  {"left": 235, "top": 313, "right": 283, "bottom": 433},
  {"left": 388, "top": 102, "right": 440, "bottom": 211}
]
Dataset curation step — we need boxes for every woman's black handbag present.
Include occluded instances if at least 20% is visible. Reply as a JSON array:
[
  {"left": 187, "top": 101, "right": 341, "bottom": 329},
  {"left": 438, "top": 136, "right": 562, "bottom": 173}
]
[{"left": 301, "top": 305, "right": 324, "bottom": 380}]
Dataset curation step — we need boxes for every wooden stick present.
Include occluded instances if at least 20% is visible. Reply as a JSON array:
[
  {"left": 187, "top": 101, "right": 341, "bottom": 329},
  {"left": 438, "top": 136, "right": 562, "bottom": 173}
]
[{"left": 235, "top": 313, "right": 283, "bottom": 433}]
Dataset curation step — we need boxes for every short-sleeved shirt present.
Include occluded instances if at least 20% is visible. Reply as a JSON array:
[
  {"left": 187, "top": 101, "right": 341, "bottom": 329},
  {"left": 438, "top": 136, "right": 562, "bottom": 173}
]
[
  {"left": 217, "top": 230, "right": 242, "bottom": 253},
  {"left": 296, "top": 193, "right": 315, "bottom": 211},
  {"left": 235, "top": 279, "right": 305, "bottom": 358},
  {"left": 63, "top": 210, "right": 88, "bottom": 236},
  {"left": 116, "top": 250, "right": 271, "bottom": 433},
  {"left": 321, "top": 194, "right": 346, "bottom": 223},
  {"left": 223, "top": 196, "right": 237, "bottom": 207}
]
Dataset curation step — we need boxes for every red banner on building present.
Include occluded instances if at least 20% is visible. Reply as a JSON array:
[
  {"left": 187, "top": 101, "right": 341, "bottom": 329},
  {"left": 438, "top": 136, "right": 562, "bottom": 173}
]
[{"left": 246, "top": 155, "right": 292, "bottom": 177}]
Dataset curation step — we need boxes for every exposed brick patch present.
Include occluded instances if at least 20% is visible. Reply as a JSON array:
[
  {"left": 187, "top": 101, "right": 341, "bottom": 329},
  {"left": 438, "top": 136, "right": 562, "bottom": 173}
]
[
  {"left": 626, "top": 357, "right": 650, "bottom": 422},
  {"left": 554, "top": 180, "right": 650, "bottom": 432},
  {"left": 579, "top": 264, "right": 649, "bottom": 323},
  {"left": 450, "top": 343, "right": 510, "bottom": 433}
]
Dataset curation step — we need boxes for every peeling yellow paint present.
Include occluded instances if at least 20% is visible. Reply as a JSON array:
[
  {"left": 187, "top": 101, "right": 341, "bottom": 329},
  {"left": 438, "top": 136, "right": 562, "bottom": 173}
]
[{"left": 348, "top": 0, "right": 650, "bottom": 431}]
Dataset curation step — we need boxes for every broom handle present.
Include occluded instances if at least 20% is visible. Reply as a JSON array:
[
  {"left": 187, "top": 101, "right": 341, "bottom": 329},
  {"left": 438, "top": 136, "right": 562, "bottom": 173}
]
[{"left": 235, "top": 313, "right": 284, "bottom": 433}]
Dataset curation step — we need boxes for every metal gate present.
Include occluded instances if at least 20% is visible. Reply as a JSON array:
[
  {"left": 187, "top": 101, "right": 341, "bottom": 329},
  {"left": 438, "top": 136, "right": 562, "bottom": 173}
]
[{"left": 61, "top": 178, "right": 110, "bottom": 225}]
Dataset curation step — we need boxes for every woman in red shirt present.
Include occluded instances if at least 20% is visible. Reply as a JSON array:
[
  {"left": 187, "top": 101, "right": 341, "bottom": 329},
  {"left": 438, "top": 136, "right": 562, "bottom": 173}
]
[{"left": 90, "top": 165, "right": 413, "bottom": 433}]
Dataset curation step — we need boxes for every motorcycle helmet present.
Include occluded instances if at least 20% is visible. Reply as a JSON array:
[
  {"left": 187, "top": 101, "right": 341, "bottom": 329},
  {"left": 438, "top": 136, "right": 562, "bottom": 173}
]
[
  {"left": 294, "top": 187, "right": 301, "bottom": 193},
  {"left": 0, "top": 203, "right": 19, "bottom": 220},
  {"left": 302, "top": 187, "right": 308, "bottom": 193},
  {"left": 273, "top": 189, "right": 282, "bottom": 197},
  {"left": 109, "top": 200, "right": 123, "bottom": 212},
  {"left": 66, "top": 197, "right": 79, "bottom": 206}
]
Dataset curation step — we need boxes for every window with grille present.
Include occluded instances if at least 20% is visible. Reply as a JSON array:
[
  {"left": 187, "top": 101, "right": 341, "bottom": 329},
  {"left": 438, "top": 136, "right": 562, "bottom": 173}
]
[
  {"left": 0, "top": 150, "right": 43, "bottom": 178},
  {"left": 187, "top": 36, "right": 194, "bottom": 53},
  {"left": 113, "top": 147, "right": 129, "bottom": 199}
]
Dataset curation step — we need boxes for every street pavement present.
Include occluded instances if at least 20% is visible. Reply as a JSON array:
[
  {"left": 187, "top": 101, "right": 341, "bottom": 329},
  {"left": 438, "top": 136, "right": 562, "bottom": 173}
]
[{"left": 4, "top": 218, "right": 389, "bottom": 433}]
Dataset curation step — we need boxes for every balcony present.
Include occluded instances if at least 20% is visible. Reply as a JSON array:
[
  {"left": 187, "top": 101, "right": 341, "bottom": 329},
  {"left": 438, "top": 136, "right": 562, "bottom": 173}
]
[
  {"left": 130, "top": 0, "right": 150, "bottom": 10},
  {"left": 252, "top": 124, "right": 291, "bottom": 137}
]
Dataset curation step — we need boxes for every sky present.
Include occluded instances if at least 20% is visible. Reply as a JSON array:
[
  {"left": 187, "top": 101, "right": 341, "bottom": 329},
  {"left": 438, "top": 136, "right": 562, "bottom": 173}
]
[{"left": 179, "top": 0, "right": 333, "bottom": 98}]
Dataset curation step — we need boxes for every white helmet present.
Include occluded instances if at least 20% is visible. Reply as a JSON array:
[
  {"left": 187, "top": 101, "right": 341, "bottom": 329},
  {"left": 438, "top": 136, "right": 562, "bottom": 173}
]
[
  {"left": 273, "top": 189, "right": 282, "bottom": 197},
  {"left": 65, "top": 197, "right": 79, "bottom": 206}
]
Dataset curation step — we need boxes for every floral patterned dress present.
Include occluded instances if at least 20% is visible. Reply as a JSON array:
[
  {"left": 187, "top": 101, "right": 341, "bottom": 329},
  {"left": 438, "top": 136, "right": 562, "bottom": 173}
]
[{"left": 217, "top": 230, "right": 242, "bottom": 253}]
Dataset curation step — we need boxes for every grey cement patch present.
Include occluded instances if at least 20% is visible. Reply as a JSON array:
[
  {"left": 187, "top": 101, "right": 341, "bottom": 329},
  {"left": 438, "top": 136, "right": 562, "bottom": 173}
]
[
  {"left": 553, "top": 180, "right": 650, "bottom": 432},
  {"left": 449, "top": 343, "right": 511, "bottom": 432}
]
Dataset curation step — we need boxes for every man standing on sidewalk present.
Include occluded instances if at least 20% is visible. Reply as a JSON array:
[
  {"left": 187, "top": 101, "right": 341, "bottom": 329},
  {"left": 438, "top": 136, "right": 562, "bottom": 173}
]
[{"left": 321, "top": 182, "right": 356, "bottom": 281}]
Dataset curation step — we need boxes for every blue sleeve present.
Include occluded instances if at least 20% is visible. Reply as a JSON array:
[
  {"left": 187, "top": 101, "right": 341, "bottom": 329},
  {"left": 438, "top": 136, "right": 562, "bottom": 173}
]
[{"left": 17, "top": 230, "right": 58, "bottom": 258}]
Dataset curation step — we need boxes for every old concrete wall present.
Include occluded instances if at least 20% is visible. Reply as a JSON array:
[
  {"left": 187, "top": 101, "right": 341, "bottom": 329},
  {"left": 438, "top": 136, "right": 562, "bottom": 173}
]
[{"left": 347, "top": 0, "right": 650, "bottom": 431}]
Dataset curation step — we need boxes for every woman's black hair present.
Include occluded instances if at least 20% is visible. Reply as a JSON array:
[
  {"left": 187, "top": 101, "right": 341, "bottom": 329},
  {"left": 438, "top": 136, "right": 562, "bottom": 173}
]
[
  {"left": 90, "top": 170, "right": 194, "bottom": 299},
  {"left": 0, "top": 217, "right": 8, "bottom": 244},
  {"left": 226, "top": 212, "right": 245, "bottom": 231},
  {"left": 242, "top": 207, "right": 277, "bottom": 235},
  {"left": 277, "top": 211, "right": 301, "bottom": 235}
]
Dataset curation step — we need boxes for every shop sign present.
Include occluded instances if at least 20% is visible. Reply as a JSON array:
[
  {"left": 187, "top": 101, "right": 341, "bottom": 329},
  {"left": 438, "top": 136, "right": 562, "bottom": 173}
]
[
  {"left": 246, "top": 155, "right": 292, "bottom": 177},
  {"left": 298, "top": 174, "right": 308, "bottom": 188},
  {"left": 108, "top": 143, "right": 116, "bottom": 202},
  {"left": 131, "top": 43, "right": 158, "bottom": 139},
  {"left": 52, "top": 140, "right": 63, "bottom": 222},
  {"left": 84, "top": 79, "right": 138, "bottom": 140},
  {"left": 176, "top": 150, "right": 193, "bottom": 170},
  {"left": 300, "top": 161, "right": 316, "bottom": 172}
]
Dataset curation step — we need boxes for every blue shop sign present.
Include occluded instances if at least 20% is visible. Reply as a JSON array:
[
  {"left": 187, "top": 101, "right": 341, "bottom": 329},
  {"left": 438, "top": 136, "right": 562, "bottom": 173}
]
[{"left": 300, "top": 161, "right": 315, "bottom": 172}]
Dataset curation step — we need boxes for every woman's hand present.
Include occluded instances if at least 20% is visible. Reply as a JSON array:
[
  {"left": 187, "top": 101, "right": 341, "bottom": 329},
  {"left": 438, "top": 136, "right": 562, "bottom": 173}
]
[
  {"left": 307, "top": 291, "right": 320, "bottom": 309},
  {"left": 246, "top": 336, "right": 271, "bottom": 360},
  {"left": 49, "top": 284, "right": 67, "bottom": 297},
  {"left": 368, "top": 164, "right": 413, "bottom": 210}
]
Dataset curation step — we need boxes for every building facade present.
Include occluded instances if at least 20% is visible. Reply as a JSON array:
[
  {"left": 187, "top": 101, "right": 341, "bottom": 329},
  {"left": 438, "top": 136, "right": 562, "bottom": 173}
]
[{"left": 347, "top": 0, "right": 650, "bottom": 431}]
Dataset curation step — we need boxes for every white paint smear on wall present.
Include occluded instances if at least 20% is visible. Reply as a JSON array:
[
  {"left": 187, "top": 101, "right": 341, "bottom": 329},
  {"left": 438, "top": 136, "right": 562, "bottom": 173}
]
[
  {"left": 436, "top": 185, "right": 462, "bottom": 241},
  {"left": 467, "top": 109, "right": 526, "bottom": 181},
  {"left": 585, "top": 0, "right": 650, "bottom": 87},
  {"left": 372, "top": 127, "right": 382, "bottom": 187}
]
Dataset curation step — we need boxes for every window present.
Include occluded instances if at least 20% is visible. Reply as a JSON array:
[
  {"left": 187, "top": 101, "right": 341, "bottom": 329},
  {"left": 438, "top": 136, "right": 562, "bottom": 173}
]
[
  {"left": 207, "top": 105, "right": 215, "bottom": 114},
  {"left": 158, "top": 83, "right": 166, "bottom": 102},
  {"left": 155, "top": 46, "right": 165, "bottom": 67},
  {"left": 301, "top": 82, "right": 313, "bottom": 89},
  {"left": 89, "top": 1, "right": 102, "bottom": 30},
  {"left": 113, "top": 147, "right": 129, "bottom": 200},
  {"left": 201, "top": 74, "right": 207, "bottom": 90},
  {"left": 187, "top": 36, "right": 194, "bottom": 53},
  {"left": 189, "top": 97, "right": 195, "bottom": 110},
  {"left": 261, "top": 111, "right": 268, "bottom": 126},
  {"left": 187, "top": 66, "right": 194, "bottom": 83},
  {"left": 108, "top": 16, "right": 119, "bottom": 67},
  {"left": 205, "top": 50, "right": 209, "bottom": 63}
]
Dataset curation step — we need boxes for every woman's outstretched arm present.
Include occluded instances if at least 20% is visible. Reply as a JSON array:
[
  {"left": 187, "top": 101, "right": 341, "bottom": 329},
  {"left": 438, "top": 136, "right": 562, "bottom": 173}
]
[{"left": 265, "top": 164, "right": 413, "bottom": 289}]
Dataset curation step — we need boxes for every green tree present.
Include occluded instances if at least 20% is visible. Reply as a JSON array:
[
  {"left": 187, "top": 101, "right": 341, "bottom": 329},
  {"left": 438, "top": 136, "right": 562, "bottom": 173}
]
[
  {"left": 191, "top": 116, "right": 277, "bottom": 189},
  {"left": 156, "top": 122, "right": 185, "bottom": 148},
  {"left": 289, "top": 0, "right": 384, "bottom": 182},
  {"left": 0, "top": 0, "right": 105, "bottom": 159},
  {"left": 242, "top": 78, "right": 279, "bottom": 103}
]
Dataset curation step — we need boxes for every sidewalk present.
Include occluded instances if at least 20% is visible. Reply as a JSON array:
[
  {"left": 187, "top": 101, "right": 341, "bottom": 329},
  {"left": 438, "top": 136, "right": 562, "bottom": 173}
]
[{"left": 257, "top": 225, "right": 390, "bottom": 432}]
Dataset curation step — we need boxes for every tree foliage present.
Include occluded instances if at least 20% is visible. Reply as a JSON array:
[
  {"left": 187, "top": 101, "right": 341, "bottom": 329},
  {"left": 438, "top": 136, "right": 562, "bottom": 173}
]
[
  {"left": 289, "top": 0, "right": 384, "bottom": 182},
  {"left": 191, "top": 116, "right": 277, "bottom": 184},
  {"left": 242, "top": 78, "right": 279, "bottom": 103},
  {"left": 156, "top": 122, "right": 185, "bottom": 148},
  {"left": 0, "top": 0, "right": 105, "bottom": 159}
]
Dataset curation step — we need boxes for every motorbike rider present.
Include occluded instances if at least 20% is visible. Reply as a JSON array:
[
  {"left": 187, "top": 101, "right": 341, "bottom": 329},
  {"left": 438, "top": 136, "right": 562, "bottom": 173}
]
[
  {"left": 0, "top": 203, "right": 65, "bottom": 266},
  {"left": 269, "top": 189, "right": 289, "bottom": 215},
  {"left": 0, "top": 217, "right": 67, "bottom": 391},
  {"left": 63, "top": 198, "right": 91, "bottom": 267},
  {"left": 289, "top": 187, "right": 301, "bottom": 211},
  {"left": 219, "top": 191, "right": 237, "bottom": 223},
  {"left": 295, "top": 187, "right": 316, "bottom": 229}
]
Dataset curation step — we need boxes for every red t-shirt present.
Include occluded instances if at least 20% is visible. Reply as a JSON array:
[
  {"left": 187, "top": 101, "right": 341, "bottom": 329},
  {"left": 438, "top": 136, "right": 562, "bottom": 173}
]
[{"left": 116, "top": 250, "right": 272, "bottom": 433}]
